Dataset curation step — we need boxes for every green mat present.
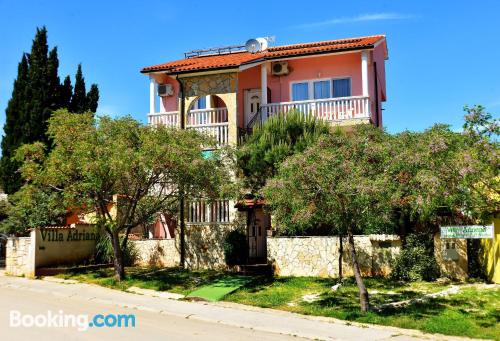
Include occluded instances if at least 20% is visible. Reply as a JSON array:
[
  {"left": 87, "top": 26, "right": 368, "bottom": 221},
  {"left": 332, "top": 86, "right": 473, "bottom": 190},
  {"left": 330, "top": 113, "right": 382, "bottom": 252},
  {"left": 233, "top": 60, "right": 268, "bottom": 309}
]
[{"left": 186, "top": 276, "right": 252, "bottom": 302}]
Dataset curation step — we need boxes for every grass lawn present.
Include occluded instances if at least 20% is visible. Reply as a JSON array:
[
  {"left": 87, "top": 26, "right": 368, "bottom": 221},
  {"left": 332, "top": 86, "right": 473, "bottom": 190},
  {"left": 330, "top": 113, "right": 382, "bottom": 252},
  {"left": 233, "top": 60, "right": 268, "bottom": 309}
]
[
  {"left": 226, "top": 276, "right": 500, "bottom": 340},
  {"left": 56, "top": 268, "right": 499, "bottom": 340},
  {"left": 55, "top": 266, "right": 235, "bottom": 295}
]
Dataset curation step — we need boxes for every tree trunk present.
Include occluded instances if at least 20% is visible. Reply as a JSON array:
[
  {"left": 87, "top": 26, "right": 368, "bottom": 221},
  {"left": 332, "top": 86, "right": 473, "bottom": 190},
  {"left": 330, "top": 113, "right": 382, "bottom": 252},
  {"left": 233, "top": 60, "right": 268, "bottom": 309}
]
[
  {"left": 179, "top": 194, "right": 186, "bottom": 269},
  {"left": 338, "top": 235, "right": 343, "bottom": 281},
  {"left": 110, "top": 231, "right": 125, "bottom": 281},
  {"left": 347, "top": 227, "right": 369, "bottom": 312}
]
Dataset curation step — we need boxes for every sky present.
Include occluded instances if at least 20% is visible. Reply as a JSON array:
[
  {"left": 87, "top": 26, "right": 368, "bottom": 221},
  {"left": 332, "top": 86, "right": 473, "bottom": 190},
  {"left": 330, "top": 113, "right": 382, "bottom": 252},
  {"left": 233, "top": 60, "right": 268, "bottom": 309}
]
[{"left": 0, "top": 0, "right": 499, "bottom": 134}]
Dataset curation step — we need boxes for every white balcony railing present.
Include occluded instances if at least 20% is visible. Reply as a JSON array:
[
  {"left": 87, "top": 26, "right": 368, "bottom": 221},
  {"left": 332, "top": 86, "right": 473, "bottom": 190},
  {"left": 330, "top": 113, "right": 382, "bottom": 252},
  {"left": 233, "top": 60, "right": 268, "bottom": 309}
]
[
  {"left": 187, "top": 108, "right": 229, "bottom": 146},
  {"left": 259, "top": 96, "right": 371, "bottom": 124},
  {"left": 148, "top": 111, "right": 179, "bottom": 127},
  {"left": 147, "top": 108, "right": 229, "bottom": 146}
]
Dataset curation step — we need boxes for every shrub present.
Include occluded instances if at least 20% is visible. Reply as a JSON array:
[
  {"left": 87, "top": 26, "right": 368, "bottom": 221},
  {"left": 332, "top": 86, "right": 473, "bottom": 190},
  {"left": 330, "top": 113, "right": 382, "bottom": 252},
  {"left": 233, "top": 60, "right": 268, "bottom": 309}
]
[
  {"left": 223, "top": 229, "right": 248, "bottom": 266},
  {"left": 391, "top": 234, "right": 440, "bottom": 281},
  {"left": 94, "top": 233, "right": 138, "bottom": 266}
]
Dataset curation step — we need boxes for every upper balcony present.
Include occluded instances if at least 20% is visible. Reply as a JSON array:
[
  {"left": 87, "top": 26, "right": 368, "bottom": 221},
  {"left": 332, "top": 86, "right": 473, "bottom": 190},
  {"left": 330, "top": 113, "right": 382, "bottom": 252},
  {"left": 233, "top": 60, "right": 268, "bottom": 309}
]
[
  {"left": 148, "top": 94, "right": 371, "bottom": 146},
  {"left": 148, "top": 107, "right": 229, "bottom": 146},
  {"left": 251, "top": 95, "right": 371, "bottom": 127}
]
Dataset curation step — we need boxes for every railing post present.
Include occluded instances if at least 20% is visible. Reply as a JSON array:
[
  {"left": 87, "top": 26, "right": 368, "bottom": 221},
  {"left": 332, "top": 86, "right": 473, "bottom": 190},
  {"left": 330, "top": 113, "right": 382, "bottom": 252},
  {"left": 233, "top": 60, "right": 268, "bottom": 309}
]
[
  {"left": 149, "top": 76, "right": 157, "bottom": 115},
  {"left": 261, "top": 63, "right": 268, "bottom": 121},
  {"left": 361, "top": 51, "right": 369, "bottom": 98}
]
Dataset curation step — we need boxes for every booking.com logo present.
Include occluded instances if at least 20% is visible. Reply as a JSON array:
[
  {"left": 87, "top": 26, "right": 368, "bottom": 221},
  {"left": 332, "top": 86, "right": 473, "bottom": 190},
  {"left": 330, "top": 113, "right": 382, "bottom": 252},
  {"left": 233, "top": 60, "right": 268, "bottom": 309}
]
[{"left": 10, "top": 310, "right": 136, "bottom": 331}]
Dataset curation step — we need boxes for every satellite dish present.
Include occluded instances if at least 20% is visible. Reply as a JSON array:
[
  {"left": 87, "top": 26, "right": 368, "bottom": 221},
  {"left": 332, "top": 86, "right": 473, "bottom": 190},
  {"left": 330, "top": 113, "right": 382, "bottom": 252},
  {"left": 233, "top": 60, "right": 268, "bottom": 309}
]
[{"left": 245, "top": 38, "right": 269, "bottom": 53}]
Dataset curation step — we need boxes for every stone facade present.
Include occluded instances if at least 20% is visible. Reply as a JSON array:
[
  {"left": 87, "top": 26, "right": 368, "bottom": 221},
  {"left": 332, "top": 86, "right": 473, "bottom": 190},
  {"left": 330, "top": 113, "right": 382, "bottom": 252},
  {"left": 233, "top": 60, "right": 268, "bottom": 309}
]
[
  {"left": 182, "top": 73, "right": 237, "bottom": 97},
  {"left": 131, "top": 239, "right": 179, "bottom": 268},
  {"left": 6, "top": 237, "right": 34, "bottom": 277},
  {"left": 180, "top": 73, "right": 239, "bottom": 146},
  {"left": 267, "top": 235, "right": 401, "bottom": 278}
]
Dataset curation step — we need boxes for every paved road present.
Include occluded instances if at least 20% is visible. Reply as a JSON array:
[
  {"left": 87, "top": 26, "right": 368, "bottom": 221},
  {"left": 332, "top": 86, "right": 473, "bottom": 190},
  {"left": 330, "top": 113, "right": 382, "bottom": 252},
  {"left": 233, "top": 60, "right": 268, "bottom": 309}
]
[
  {"left": 0, "top": 283, "right": 303, "bottom": 341},
  {"left": 0, "top": 274, "right": 475, "bottom": 341}
]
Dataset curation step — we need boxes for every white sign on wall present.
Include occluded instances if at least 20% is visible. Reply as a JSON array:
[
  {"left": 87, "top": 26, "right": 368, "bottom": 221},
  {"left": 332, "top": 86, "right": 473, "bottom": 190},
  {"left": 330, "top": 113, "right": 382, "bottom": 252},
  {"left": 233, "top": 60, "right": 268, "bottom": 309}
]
[{"left": 440, "top": 225, "right": 494, "bottom": 239}]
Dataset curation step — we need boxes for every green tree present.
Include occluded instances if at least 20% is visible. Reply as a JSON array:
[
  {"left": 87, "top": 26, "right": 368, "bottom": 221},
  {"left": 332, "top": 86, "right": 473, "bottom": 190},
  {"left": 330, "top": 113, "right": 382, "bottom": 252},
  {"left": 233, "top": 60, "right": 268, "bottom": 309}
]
[
  {"left": 460, "top": 105, "right": 499, "bottom": 221},
  {"left": 387, "top": 125, "right": 469, "bottom": 240},
  {"left": 70, "top": 64, "right": 99, "bottom": 113},
  {"left": 0, "top": 142, "right": 66, "bottom": 235},
  {"left": 86, "top": 84, "right": 99, "bottom": 113},
  {"left": 59, "top": 75, "right": 73, "bottom": 109},
  {"left": 23, "top": 110, "right": 230, "bottom": 280},
  {"left": 237, "top": 110, "right": 330, "bottom": 195},
  {"left": 0, "top": 27, "right": 100, "bottom": 194},
  {"left": 0, "top": 54, "right": 29, "bottom": 193},
  {"left": 387, "top": 107, "right": 498, "bottom": 241},
  {"left": 70, "top": 64, "right": 87, "bottom": 113},
  {"left": 264, "top": 125, "right": 394, "bottom": 312}
]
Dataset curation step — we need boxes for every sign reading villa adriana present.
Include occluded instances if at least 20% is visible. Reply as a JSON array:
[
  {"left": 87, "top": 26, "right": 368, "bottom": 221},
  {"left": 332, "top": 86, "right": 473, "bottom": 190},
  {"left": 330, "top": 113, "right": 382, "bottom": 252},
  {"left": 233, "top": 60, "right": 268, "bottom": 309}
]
[
  {"left": 6, "top": 224, "right": 98, "bottom": 277},
  {"left": 40, "top": 228, "right": 97, "bottom": 242},
  {"left": 440, "top": 225, "right": 494, "bottom": 239}
]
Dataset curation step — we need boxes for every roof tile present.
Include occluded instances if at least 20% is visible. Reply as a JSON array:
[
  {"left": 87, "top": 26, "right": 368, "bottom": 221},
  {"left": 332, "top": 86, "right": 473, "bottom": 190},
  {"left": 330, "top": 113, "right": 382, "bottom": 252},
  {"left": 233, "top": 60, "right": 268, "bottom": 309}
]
[{"left": 141, "top": 35, "right": 385, "bottom": 73}]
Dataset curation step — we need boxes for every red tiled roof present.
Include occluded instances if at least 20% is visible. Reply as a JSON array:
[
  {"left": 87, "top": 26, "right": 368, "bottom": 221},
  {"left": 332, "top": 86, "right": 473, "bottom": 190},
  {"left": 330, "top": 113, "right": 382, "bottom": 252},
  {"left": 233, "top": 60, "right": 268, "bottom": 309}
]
[{"left": 141, "top": 35, "right": 385, "bottom": 74}]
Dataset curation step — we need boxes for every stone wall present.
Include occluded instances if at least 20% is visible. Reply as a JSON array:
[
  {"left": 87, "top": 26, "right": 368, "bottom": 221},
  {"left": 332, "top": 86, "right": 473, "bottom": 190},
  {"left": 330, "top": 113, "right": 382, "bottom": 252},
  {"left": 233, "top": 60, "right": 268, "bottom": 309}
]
[
  {"left": 131, "top": 239, "right": 179, "bottom": 268},
  {"left": 183, "top": 222, "right": 244, "bottom": 270},
  {"left": 131, "top": 215, "right": 245, "bottom": 270},
  {"left": 6, "top": 237, "right": 34, "bottom": 277},
  {"left": 267, "top": 235, "right": 401, "bottom": 278}
]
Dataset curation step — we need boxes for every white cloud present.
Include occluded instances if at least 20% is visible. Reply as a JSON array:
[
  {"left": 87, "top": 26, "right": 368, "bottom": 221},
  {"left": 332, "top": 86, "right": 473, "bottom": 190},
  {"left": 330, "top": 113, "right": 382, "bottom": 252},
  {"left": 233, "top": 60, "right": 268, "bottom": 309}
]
[{"left": 295, "top": 13, "right": 415, "bottom": 29}]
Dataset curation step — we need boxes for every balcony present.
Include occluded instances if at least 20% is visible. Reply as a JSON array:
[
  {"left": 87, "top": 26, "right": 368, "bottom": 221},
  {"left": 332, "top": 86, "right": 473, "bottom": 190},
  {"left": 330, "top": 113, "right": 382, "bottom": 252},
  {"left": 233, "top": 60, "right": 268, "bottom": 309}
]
[
  {"left": 250, "top": 96, "right": 371, "bottom": 127},
  {"left": 148, "top": 108, "right": 229, "bottom": 146}
]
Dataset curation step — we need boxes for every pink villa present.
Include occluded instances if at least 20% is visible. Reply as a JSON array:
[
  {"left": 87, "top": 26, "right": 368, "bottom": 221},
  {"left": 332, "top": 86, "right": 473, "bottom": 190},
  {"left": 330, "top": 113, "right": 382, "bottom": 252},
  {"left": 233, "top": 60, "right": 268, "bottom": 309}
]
[{"left": 140, "top": 35, "right": 389, "bottom": 265}]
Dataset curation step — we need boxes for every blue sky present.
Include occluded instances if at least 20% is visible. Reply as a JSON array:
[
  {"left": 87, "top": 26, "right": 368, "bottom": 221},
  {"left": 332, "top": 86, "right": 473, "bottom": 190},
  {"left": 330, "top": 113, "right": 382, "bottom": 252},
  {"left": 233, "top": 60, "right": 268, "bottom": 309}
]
[{"left": 0, "top": 0, "right": 499, "bottom": 133}]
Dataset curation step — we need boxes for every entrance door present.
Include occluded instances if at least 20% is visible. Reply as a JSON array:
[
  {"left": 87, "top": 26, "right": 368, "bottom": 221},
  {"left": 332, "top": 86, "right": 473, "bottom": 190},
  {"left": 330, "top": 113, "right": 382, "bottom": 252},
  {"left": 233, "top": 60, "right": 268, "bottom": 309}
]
[
  {"left": 245, "top": 89, "right": 261, "bottom": 127},
  {"left": 247, "top": 208, "right": 268, "bottom": 262}
]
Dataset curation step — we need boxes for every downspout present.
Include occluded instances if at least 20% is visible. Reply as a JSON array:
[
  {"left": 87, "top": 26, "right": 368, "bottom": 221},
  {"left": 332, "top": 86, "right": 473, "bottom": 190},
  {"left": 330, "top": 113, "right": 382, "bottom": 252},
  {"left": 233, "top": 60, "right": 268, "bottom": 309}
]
[
  {"left": 373, "top": 62, "right": 380, "bottom": 128},
  {"left": 176, "top": 75, "right": 186, "bottom": 268}
]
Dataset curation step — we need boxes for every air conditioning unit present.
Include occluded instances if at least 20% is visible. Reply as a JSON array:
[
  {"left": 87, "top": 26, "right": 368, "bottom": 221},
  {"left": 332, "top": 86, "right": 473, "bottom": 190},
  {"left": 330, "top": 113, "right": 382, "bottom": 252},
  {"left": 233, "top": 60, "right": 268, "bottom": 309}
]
[
  {"left": 157, "top": 84, "right": 173, "bottom": 97},
  {"left": 271, "top": 62, "right": 289, "bottom": 76}
]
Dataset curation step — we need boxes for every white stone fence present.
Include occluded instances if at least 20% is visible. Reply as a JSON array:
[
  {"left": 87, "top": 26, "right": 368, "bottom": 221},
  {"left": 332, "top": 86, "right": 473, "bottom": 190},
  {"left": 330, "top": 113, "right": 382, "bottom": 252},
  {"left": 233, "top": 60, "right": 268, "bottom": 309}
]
[
  {"left": 267, "top": 235, "right": 401, "bottom": 277},
  {"left": 131, "top": 239, "right": 179, "bottom": 268},
  {"left": 6, "top": 237, "right": 33, "bottom": 276}
]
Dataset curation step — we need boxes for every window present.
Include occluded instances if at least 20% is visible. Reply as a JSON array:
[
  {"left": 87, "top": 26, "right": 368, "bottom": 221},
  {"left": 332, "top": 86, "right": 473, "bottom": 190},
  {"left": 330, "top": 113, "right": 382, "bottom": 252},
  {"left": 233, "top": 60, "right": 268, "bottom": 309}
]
[
  {"left": 313, "top": 80, "right": 330, "bottom": 99},
  {"left": 333, "top": 78, "right": 351, "bottom": 98},
  {"left": 291, "top": 78, "right": 352, "bottom": 101},
  {"left": 196, "top": 96, "right": 206, "bottom": 109},
  {"left": 291, "top": 82, "right": 309, "bottom": 101}
]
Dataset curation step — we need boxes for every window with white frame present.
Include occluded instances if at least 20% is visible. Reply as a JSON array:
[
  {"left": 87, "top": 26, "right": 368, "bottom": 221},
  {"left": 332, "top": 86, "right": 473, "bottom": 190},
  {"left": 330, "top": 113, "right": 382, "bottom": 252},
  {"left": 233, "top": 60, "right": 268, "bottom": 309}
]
[{"left": 291, "top": 78, "right": 351, "bottom": 101}]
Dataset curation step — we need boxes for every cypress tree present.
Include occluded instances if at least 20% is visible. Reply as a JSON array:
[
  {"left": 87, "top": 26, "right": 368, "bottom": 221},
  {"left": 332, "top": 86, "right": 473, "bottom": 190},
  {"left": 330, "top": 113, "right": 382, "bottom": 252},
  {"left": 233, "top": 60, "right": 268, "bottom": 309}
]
[
  {"left": 47, "top": 47, "right": 61, "bottom": 109},
  {"left": 86, "top": 84, "right": 99, "bottom": 112},
  {"left": 70, "top": 64, "right": 87, "bottom": 113},
  {"left": 60, "top": 75, "right": 73, "bottom": 109},
  {"left": 0, "top": 26, "right": 100, "bottom": 194},
  {"left": 0, "top": 54, "right": 29, "bottom": 193}
]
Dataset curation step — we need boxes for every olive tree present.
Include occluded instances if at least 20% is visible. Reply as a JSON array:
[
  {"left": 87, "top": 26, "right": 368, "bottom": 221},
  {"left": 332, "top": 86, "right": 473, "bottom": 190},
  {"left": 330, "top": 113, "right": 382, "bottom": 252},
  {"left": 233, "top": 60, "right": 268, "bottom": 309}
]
[
  {"left": 264, "top": 126, "right": 394, "bottom": 312},
  {"left": 20, "top": 109, "right": 230, "bottom": 280}
]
